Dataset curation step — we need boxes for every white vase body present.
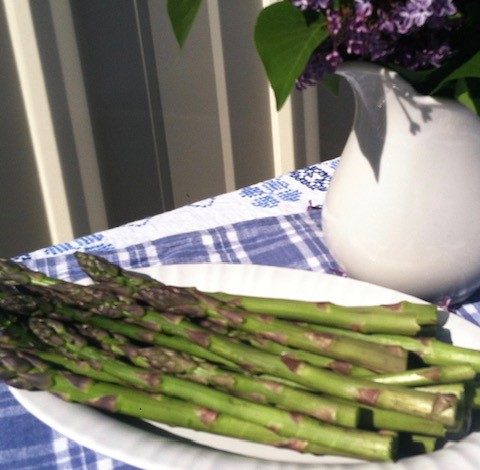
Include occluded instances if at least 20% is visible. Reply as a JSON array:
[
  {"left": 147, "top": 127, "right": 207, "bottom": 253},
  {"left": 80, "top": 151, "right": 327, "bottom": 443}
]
[{"left": 321, "top": 62, "right": 480, "bottom": 302}]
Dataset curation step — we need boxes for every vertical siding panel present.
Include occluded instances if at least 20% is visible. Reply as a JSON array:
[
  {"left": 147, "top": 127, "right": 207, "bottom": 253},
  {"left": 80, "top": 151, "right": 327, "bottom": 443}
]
[
  {"left": 47, "top": 0, "right": 108, "bottom": 233},
  {"left": 4, "top": 0, "right": 74, "bottom": 243},
  {"left": 148, "top": 0, "right": 229, "bottom": 207},
  {"left": 218, "top": 0, "right": 275, "bottom": 187},
  {"left": 206, "top": 0, "right": 235, "bottom": 192}
]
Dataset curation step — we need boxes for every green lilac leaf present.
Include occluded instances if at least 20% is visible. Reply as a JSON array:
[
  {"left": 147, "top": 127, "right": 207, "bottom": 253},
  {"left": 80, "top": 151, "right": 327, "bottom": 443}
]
[
  {"left": 254, "top": 0, "right": 328, "bottom": 110},
  {"left": 167, "top": 0, "right": 203, "bottom": 48}
]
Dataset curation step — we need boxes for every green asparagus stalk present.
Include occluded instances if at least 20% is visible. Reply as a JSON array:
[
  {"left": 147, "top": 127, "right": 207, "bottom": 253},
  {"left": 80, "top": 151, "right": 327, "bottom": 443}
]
[
  {"left": 0, "top": 259, "right": 60, "bottom": 286},
  {"left": 415, "top": 382, "right": 470, "bottom": 431},
  {"left": 75, "top": 322, "right": 360, "bottom": 428},
  {"left": 370, "top": 336, "right": 480, "bottom": 373},
  {"left": 73, "top": 252, "right": 432, "bottom": 334},
  {"left": 372, "top": 365, "right": 476, "bottom": 387},
  {"left": 1, "top": 348, "right": 337, "bottom": 454},
  {"left": 71, "top": 254, "right": 204, "bottom": 314},
  {"left": 240, "top": 334, "right": 375, "bottom": 377},
  {"left": 251, "top": 374, "right": 448, "bottom": 437},
  {"left": 210, "top": 292, "right": 438, "bottom": 330},
  {"left": 28, "top": 318, "right": 395, "bottom": 461},
  {"left": 416, "top": 383, "right": 466, "bottom": 399},
  {"left": 357, "top": 402, "right": 447, "bottom": 437},
  {"left": 303, "top": 323, "right": 480, "bottom": 373}
]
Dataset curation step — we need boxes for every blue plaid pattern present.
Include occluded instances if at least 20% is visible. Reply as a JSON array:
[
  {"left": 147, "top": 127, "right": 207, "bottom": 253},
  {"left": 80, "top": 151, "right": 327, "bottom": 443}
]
[{"left": 2, "top": 203, "right": 480, "bottom": 467}]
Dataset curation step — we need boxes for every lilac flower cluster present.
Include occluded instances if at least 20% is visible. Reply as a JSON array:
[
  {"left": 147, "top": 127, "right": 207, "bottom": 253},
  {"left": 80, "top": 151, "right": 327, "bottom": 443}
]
[{"left": 292, "top": 0, "right": 458, "bottom": 90}]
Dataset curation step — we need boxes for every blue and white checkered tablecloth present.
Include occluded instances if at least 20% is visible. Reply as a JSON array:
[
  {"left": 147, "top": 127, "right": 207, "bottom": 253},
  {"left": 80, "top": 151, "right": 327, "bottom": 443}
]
[{"left": 2, "top": 159, "right": 480, "bottom": 469}]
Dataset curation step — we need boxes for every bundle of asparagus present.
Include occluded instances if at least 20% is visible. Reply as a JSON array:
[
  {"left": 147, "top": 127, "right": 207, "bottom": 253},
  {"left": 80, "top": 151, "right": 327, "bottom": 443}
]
[{"left": 0, "top": 253, "right": 479, "bottom": 462}]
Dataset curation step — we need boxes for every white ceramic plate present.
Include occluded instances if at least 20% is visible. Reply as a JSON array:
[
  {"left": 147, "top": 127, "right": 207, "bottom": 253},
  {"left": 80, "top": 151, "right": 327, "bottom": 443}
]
[{"left": 10, "top": 263, "right": 480, "bottom": 470}]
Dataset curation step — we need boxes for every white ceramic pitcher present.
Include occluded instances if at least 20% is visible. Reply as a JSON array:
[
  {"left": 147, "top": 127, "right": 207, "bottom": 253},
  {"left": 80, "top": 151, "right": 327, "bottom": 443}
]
[{"left": 321, "top": 62, "right": 480, "bottom": 302}]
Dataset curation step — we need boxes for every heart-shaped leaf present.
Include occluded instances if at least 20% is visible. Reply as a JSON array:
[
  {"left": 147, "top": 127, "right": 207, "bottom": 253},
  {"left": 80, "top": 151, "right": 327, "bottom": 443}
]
[
  {"left": 168, "top": 0, "right": 203, "bottom": 48},
  {"left": 255, "top": 1, "right": 328, "bottom": 110}
]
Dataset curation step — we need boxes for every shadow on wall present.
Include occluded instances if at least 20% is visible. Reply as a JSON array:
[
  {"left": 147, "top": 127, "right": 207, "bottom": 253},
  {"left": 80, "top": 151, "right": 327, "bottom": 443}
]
[{"left": 317, "top": 77, "right": 355, "bottom": 161}]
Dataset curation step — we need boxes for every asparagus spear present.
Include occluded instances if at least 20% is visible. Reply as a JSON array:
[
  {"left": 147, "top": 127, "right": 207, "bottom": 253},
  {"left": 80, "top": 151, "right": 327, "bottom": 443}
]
[
  {"left": 0, "top": 259, "right": 60, "bottom": 287},
  {"left": 1, "top": 348, "right": 336, "bottom": 454},
  {"left": 370, "top": 335, "right": 480, "bottom": 373},
  {"left": 252, "top": 374, "right": 448, "bottom": 437},
  {"left": 210, "top": 292, "right": 438, "bottom": 330},
  {"left": 240, "top": 334, "right": 375, "bottom": 377},
  {"left": 416, "top": 384, "right": 466, "bottom": 400},
  {"left": 73, "top": 252, "right": 428, "bottom": 334},
  {"left": 357, "top": 402, "right": 447, "bottom": 437},
  {"left": 303, "top": 323, "right": 480, "bottom": 373},
  {"left": 75, "top": 322, "right": 360, "bottom": 428},
  {"left": 28, "top": 318, "right": 395, "bottom": 461},
  {"left": 372, "top": 365, "right": 476, "bottom": 387}
]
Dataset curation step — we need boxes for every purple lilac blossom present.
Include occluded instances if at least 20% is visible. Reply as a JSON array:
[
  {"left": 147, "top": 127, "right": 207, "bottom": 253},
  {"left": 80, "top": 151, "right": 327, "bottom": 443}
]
[
  {"left": 293, "top": 0, "right": 458, "bottom": 89},
  {"left": 391, "top": 0, "right": 457, "bottom": 34},
  {"left": 326, "top": 9, "right": 342, "bottom": 35},
  {"left": 393, "top": 1, "right": 434, "bottom": 33},
  {"left": 397, "top": 41, "right": 453, "bottom": 69},
  {"left": 355, "top": 0, "right": 373, "bottom": 18}
]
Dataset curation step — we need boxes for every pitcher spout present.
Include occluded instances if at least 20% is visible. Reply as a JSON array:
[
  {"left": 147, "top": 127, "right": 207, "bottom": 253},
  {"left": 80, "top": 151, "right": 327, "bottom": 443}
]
[{"left": 334, "top": 62, "right": 389, "bottom": 178}]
